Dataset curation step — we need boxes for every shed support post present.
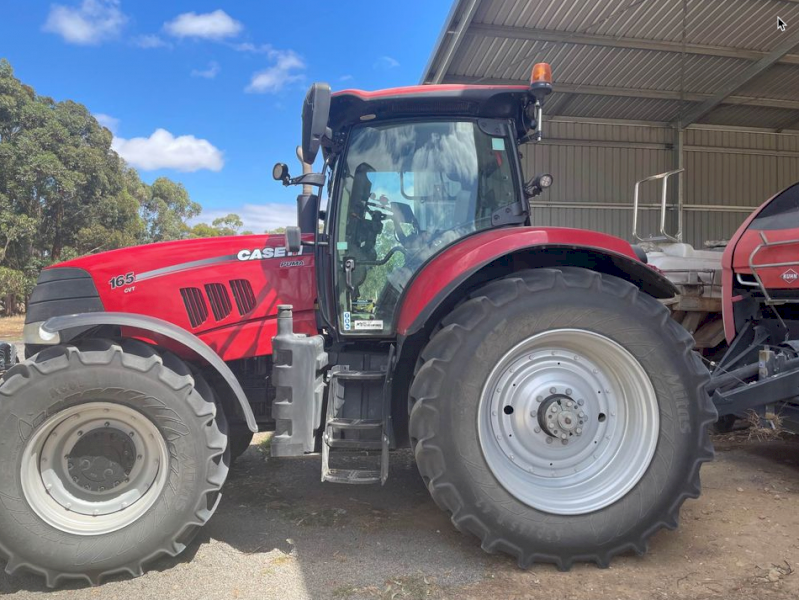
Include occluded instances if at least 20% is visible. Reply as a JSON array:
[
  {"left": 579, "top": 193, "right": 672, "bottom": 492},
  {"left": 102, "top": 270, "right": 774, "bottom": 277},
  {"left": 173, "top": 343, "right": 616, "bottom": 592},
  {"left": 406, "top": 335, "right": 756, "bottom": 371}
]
[{"left": 675, "top": 126, "right": 685, "bottom": 243}]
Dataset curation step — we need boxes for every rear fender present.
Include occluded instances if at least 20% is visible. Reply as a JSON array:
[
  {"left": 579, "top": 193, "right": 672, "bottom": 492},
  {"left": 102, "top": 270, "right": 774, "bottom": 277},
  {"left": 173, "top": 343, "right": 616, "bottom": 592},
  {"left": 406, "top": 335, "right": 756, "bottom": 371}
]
[
  {"left": 396, "top": 227, "right": 676, "bottom": 336},
  {"left": 37, "top": 312, "right": 257, "bottom": 432}
]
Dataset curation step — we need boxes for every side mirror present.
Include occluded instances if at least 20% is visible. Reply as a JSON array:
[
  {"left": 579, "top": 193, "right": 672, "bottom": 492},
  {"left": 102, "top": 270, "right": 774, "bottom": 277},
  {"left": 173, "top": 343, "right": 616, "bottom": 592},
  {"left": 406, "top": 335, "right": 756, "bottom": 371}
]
[
  {"left": 285, "top": 226, "right": 302, "bottom": 254},
  {"left": 273, "top": 162, "right": 289, "bottom": 184},
  {"left": 301, "top": 83, "right": 331, "bottom": 165}
]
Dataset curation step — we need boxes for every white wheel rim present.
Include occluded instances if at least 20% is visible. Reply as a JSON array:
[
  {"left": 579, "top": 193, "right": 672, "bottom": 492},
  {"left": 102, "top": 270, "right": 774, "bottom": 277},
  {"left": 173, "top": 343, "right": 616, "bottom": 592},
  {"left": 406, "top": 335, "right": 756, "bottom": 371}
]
[
  {"left": 20, "top": 402, "right": 169, "bottom": 536},
  {"left": 477, "top": 329, "right": 659, "bottom": 515}
]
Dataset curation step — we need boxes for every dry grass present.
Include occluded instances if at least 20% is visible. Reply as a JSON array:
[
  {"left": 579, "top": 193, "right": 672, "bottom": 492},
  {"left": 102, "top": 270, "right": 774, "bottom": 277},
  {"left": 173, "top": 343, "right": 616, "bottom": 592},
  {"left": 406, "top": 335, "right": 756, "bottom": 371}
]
[
  {"left": 0, "top": 315, "right": 25, "bottom": 340},
  {"left": 746, "top": 409, "right": 784, "bottom": 441}
]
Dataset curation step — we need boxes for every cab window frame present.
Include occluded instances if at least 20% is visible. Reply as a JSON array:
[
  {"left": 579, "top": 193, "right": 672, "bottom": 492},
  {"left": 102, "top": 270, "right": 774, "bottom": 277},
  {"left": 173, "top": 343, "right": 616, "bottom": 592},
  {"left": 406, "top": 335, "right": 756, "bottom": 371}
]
[{"left": 329, "top": 116, "right": 522, "bottom": 338}]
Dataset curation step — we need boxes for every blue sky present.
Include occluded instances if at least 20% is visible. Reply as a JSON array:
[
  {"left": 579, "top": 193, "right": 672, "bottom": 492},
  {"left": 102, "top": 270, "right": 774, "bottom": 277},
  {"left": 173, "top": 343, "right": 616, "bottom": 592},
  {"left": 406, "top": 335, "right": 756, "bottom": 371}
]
[{"left": 0, "top": 1, "right": 452, "bottom": 231}]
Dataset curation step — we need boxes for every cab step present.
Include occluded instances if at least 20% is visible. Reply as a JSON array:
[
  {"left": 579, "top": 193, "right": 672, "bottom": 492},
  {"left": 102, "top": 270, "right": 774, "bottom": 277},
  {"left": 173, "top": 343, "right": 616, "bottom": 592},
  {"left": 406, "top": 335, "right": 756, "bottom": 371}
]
[
  {"left": 328, "top": 418, "right": 383, "bottom": 430},
  {"left": 321, "top": 348, "right": 394, "bottom": 485},
  {"left": 323, "top": 468, "right": 383, "bottom": 484}
]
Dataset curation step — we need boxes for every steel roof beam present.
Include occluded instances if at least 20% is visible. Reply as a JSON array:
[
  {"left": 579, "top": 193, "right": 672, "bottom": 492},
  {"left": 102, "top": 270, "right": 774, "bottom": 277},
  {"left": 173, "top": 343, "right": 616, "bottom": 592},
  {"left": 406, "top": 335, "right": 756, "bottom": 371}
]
[
  {"left": 421, "top": 0, "right": 481, "bottom": 84},
  {"left": 468, "top": 23, "right": 799, "bottom": 66},
  {"left": 679, "top": 27, "right": 799, "bottom": 126}
]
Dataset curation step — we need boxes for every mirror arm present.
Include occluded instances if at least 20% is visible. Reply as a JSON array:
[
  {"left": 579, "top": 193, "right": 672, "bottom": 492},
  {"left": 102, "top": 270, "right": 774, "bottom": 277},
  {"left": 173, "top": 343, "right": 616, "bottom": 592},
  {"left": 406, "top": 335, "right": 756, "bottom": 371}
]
[{"left": 282, "top": 172, "right": 326, "bottom": 188}]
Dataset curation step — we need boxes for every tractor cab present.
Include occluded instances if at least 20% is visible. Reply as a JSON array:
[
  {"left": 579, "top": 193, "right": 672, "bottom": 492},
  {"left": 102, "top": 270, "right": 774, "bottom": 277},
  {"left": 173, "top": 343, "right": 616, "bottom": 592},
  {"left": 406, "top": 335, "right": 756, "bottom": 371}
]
[{"left": 274, "top": 66, "right": 554, "bottom": 340}]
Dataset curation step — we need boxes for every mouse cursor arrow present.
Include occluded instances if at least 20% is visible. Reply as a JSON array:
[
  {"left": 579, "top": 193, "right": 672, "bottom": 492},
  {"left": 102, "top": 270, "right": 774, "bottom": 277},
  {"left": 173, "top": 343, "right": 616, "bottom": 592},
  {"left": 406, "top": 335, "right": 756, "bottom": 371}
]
[{"left": 778, "top": 17, "right": 787, "bottom": 31}]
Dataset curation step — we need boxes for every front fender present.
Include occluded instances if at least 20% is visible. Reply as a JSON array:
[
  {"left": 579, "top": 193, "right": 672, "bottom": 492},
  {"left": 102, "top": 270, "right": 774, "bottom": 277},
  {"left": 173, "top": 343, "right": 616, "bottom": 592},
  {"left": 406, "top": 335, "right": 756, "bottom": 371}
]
[
  {"left": 396, "top": 227, "right": 676, "bottom": 335},
  {"left": 39, "top": 312, "right": 257, "bottom": 432}
]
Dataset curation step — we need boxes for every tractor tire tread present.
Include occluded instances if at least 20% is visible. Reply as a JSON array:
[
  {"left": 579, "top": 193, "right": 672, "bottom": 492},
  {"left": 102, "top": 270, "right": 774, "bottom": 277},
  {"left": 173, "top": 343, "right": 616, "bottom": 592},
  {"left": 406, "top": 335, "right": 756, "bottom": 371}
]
[
  {"left": 409, "top": 268, "right": 715, "bottom": 570},
  {"left": 0, "top": 338, "right": 228, "bottom": 587}
]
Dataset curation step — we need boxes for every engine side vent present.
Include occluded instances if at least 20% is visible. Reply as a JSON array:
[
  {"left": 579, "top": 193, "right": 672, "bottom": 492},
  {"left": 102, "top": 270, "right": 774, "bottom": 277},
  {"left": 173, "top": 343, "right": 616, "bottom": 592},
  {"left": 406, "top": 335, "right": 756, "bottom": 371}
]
[
  {"left": 230, "top": 279, "right": 256, "bottom": 315},
  {"left": 205, "top": 283, "right": 232, "bottom": 321},
  {"left": 180, "top": 287, "right": 208, "bottom": 328}
]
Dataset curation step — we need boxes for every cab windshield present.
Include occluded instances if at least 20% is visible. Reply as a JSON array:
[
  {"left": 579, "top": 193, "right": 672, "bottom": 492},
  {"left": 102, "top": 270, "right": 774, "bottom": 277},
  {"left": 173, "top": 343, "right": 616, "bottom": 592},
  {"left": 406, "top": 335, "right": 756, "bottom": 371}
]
[{"left": 335, "top": 119, "right": 518, "bottom": 334}]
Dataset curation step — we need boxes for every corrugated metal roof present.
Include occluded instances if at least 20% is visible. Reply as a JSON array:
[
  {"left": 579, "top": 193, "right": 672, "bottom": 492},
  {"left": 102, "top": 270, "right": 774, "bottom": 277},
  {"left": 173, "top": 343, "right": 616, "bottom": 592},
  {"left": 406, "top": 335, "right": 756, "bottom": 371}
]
[{"left": 424, "top": 0, "right": 799, "bottom": 131}]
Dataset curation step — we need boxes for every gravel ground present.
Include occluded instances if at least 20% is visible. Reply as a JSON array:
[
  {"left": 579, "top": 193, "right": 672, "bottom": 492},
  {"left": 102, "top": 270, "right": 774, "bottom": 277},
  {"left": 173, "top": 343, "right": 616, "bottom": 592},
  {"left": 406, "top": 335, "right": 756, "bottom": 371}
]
[{"left": 1, "top": 430, "right": 799, "bottom": 600}]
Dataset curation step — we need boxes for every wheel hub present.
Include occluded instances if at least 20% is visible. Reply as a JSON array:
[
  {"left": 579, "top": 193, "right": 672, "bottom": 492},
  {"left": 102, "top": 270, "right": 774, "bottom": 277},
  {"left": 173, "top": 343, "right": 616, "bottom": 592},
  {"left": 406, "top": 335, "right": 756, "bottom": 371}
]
[
  {"left": 20, "top": 402, "right": 169, "bottom": 536},
  {"left": 67, "top": 428, "right": 137, "bottom": 493},
  {"left": 538, "top": 394, "right": 586, "bottom": 442},
  {"left": 478, "top": 329, "right": 659, "bottom": 515}
]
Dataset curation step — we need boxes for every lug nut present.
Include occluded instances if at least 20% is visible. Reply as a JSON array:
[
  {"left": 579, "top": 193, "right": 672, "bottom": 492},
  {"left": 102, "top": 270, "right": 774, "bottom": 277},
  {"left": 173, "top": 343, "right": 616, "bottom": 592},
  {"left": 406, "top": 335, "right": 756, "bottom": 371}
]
[
  {"left": 550, "top": 387, "right": 557, "bottom": 394},
  {"left": 561, "top": 439, "right": 569, "bottom": 445},
  {"left": 566, "top": 388, "right": 572, "bottom": 396},
  {"left": 550, "top": 405, "right": 557, "bottom": 413},
  {"left": 546, "top": 438, "right": 553, "bottom": 444},
  {"left": 576, "top": 428, "right": 583, "bottom": 435},
  {"left": 536, "top": 396, "right": 543, "bottom": 402},
  {"left": 534, "top": 426, "right": 541, "bottom": 433},
  {"left": 578, "top": 399, "right": 585, "bottom": 406}
]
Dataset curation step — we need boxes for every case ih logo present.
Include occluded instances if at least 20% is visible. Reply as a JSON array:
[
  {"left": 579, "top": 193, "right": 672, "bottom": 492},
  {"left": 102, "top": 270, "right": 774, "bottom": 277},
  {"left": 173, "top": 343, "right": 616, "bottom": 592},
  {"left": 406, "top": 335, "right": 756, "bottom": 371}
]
[{"left": 781, "top": 269, "right": 799, "bottom": 284}]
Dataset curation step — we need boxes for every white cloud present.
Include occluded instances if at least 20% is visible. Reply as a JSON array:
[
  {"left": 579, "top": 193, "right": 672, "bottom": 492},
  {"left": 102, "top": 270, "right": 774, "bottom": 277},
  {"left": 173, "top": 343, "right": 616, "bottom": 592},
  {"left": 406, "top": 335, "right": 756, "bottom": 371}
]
[
  {"left": 374, "top": 55, "right": 400, "bottom": 70},
  {"left": 191, "top": 203, "right": 295, "bottom": 233},
  {"left": 246, "top": 49, "right": 305, "bottom": 94},
  {"left": 112, "top": 129, "right": 224, "bottom": 172},
  {"left": 339, "top": 74, "right": 354, "bottom": 82},
  {"left": 231, "top": 41, "right": 271, "bottom": 53},
  {"left": 43, "top": 0, "right": 126, "bottom": 45},
  {"left": 191, "top": 61, "right": 220, "bottom": 79},
  {"left": 93, "top": 113, "right": 119, "bottom": 133},
  {"left": 134, "top": 34, "right": 169, "bottom": 49},
  {"left": 164, "top": 10, "right": 242, "bottom": 40}
]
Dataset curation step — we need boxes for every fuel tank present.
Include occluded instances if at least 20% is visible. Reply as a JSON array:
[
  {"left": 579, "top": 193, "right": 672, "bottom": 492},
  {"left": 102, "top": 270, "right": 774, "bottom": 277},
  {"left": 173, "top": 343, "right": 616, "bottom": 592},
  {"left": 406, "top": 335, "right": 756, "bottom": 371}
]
[{"left": 30, "top": 234, "right": 318, "bottom": 360}]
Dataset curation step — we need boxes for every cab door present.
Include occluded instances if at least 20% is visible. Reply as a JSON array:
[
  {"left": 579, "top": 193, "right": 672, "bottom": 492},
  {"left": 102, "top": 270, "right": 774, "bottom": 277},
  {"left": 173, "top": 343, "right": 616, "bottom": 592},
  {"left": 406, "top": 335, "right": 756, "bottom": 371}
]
[{"left": 329, "top": 119, "right": 519, "bottom": 337}]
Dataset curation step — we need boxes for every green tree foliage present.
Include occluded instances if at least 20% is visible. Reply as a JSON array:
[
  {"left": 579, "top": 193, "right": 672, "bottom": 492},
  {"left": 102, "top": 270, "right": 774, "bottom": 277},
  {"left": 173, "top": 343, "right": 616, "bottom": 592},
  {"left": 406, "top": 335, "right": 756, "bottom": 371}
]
[
  {"left": 188, "top": 213, "right": 253, "bottom": 238},
  {"left": 0, "top": 59, "right": 231, "bottom": 315},
  {"left": 142, "top": 177, "right": 200, "bottom": 242}
]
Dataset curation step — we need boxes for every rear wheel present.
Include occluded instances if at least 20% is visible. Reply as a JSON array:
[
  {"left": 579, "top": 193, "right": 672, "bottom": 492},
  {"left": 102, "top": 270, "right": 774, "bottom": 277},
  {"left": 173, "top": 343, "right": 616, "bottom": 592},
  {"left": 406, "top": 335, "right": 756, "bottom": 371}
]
[
  {"left": 0, "top": 339, "right": 228, "bottom": 586},
  {"left": 409, "top": 268, "right": 715, "bottom": 568}
]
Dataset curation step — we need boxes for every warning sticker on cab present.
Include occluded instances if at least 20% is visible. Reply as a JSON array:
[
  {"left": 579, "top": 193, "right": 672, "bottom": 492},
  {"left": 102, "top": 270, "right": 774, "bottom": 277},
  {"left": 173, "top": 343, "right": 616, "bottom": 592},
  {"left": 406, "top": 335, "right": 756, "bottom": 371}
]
[{"left": 353, "top": 320, "right": 383, "bottom": 331}]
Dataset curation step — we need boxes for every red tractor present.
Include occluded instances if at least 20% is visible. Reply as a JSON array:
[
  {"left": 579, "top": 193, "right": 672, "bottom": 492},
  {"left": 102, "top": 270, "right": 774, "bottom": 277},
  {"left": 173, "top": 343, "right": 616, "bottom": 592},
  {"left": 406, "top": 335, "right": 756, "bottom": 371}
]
[
  {"left": 707, "top": 181, "right": 799, "bottom": 432},
  {"left": 0, "top": 65, "right": 715, "bottom": 586}
]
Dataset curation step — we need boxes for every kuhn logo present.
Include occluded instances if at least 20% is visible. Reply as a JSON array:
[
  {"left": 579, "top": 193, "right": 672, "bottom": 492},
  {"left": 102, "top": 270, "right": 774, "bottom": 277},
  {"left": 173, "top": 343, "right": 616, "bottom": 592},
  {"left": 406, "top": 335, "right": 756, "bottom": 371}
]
[
  {"left": 782, "top": 269, "right": 799, "bottom": 284},
  {"left": 237, "top": 246, "right": 304, "bottom": 261}
]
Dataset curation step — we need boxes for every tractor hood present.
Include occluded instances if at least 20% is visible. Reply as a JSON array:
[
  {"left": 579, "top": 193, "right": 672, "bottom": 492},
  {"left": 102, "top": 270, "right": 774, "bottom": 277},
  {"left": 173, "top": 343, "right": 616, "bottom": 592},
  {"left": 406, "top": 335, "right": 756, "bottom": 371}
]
[
  {"left": 53, "top": 233, "right": 293, "bottom": 280},
  {"left": 26, "top": 234, "right": 318, "bottom": 361}
]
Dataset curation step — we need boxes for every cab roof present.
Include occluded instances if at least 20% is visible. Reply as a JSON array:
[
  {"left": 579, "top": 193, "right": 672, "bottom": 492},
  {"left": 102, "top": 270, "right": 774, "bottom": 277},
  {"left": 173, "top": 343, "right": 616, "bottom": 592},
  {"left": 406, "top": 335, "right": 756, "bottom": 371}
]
[{"left": 328, "top": 84, "right": 531, "bottom": 134}]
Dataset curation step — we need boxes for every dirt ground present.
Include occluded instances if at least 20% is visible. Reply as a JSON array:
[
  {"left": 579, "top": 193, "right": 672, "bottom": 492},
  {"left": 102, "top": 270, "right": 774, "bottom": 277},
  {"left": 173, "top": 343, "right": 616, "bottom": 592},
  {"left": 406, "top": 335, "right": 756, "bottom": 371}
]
[
  {"left": 0, "top": 429, "right": 797, "bottom": 600},
  {"left": 0, "top": 315, "right": 24, "bottom": 341}
]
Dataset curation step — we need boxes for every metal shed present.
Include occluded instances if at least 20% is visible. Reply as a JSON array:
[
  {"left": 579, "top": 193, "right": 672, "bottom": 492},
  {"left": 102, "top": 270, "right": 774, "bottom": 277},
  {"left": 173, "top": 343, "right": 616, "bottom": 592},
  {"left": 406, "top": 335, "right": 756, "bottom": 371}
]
[{"left": 423, "top": 0, "right": 799, "bottom": 246}]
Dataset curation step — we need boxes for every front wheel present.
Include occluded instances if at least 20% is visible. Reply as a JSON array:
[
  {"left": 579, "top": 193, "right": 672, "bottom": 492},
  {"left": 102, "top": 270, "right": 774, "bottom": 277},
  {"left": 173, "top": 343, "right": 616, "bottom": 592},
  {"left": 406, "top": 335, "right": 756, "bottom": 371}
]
[
  {"left": 0, "top": 339, "right": 228, "bottom": 586},
  {"left": 409, "top": 268, "right": 715, "bottom": 568}
]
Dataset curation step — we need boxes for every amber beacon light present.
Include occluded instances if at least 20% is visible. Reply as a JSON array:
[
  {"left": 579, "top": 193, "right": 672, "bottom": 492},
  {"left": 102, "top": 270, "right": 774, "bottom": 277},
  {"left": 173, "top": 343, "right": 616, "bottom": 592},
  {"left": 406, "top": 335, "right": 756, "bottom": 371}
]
[
  {"left": 529, "top": 62, "right": 553, "bottom": 101},
  {"left": 530, "top": 62, "right": 552, "bottom": 85}
]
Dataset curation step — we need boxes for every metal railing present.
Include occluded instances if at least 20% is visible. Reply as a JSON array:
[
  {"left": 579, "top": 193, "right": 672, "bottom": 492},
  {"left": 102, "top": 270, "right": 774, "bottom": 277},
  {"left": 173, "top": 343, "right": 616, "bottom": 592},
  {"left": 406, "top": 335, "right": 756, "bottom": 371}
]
[
  {"left": 632, "top": 168, "right": 684, "bottom": 243},
  {"left": 749, "top": 230, "right": 799, "bottom": 305}
]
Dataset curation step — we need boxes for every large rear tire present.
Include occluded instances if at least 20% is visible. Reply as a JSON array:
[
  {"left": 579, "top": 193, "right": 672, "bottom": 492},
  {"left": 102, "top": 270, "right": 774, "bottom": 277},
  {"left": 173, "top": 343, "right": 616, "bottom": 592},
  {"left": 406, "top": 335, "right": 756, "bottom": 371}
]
[
  {"left": 0, "top": 339, "right": 228, "bottom": 586},
  {"left": 409, "top": 268, "right": 715, "bottom": 568}
]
